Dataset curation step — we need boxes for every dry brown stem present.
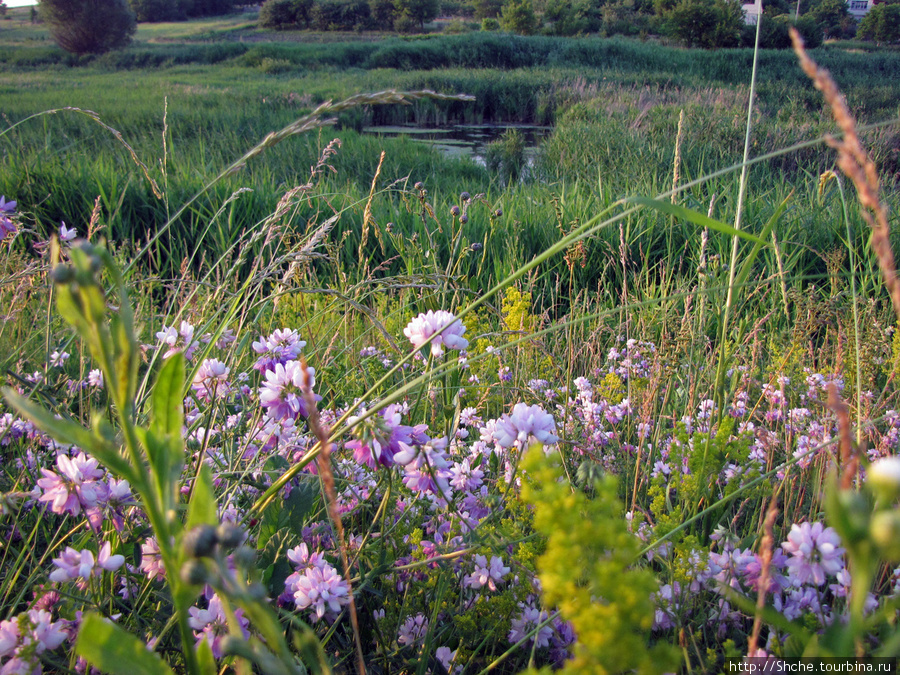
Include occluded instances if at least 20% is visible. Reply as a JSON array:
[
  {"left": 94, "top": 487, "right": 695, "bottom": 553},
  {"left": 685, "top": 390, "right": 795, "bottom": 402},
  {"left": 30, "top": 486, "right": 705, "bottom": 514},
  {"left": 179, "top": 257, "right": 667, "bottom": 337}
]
[
  {"left": 300, "top": 359, "right": 366, "bottom": 675},
  {"left": 748, "top": 500, "right": 779, "bottom": 656},
  {"left": 790, "top": 28, "right": 899, "bottom": 320}
]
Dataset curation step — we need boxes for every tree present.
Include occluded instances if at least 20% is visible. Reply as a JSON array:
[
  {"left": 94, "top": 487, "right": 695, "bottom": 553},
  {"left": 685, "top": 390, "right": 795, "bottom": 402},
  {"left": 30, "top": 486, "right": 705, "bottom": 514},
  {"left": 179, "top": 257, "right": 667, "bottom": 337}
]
[
  {"left": 499, "top": 0, "right": 538, "bottom": 33},
  {"left": 40, "top": 0, "right": 136, "bottom": 55},
  {"left": 807, "top": 0, "right": 848, "bottom": 38},
  {"left": 393, "top": 0, "right": 439, "bottom": 29},
  {"left": 130, "top": 0, "right": 185, "bottom": 21},
  {"left": 661, "top": 0, "right": 742, "bottom": 46},
  {"left": 857, "top": 2, "right": 900, "bottom": 42}
]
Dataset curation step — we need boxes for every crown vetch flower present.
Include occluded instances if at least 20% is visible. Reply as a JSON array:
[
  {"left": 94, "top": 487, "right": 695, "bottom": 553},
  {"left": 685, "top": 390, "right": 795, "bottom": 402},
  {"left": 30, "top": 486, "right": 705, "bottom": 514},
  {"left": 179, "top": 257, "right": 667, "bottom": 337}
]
[
  {"left": 189, "top": 594, "right": 250, "bottom": 659},
  {"left": 403, "top": 310, "right": 468, "bottom": 357},
  {"left": 36, "top": 452, "right": 107, "bottom": 517},
  {"left": 252, "top": 328, "right": 306, "bottom": 373},
  {"left": 347, "top": 404, "right": 430, "bottom": 469},
  {"left": 259, "top": 360, "right": 319, "bottom": 421},
  {"left": 289, "top": 562, "right": 351, "bottom": 622},
  {"left": 781, "top": 521, "right": 845, "bottom": 586},
  {"left": 492, "top": 403, "right": 559, "bottom": 448}
]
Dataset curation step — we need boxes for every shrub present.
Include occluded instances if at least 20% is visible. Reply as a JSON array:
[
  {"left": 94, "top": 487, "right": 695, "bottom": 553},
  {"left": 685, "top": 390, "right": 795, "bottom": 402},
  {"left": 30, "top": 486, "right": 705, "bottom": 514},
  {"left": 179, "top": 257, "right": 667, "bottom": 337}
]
[
  {"left": 481, "top": 15, "right": 500, "bottom": 28},
  {"left": 40, "top": 0, "right": 136, "bottom": 55},
  {"left": 259, "top": 0, "right": 298, "bottom": 27}
]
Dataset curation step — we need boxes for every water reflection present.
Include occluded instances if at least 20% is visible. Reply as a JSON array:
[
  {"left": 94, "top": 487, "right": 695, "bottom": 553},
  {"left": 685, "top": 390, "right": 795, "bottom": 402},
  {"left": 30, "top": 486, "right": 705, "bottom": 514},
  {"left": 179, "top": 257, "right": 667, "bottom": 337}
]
[{"left": 361, "top": 123, "right": 551, "bottom": 166}]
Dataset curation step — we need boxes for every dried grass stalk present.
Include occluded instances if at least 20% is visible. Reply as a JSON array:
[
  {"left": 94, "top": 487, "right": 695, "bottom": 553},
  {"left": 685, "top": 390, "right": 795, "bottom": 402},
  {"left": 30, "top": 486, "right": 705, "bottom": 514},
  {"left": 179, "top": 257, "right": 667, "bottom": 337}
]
[{"left": 790, "top": 28, "right": 900, "bottom": 320}]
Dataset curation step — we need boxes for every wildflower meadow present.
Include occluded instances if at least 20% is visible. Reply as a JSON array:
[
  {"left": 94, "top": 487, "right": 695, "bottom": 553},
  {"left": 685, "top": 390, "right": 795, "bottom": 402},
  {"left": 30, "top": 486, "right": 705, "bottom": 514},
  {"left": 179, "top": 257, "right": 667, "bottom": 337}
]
[{"left": 2, "top": 24, "right": 900, "bottom": 675}]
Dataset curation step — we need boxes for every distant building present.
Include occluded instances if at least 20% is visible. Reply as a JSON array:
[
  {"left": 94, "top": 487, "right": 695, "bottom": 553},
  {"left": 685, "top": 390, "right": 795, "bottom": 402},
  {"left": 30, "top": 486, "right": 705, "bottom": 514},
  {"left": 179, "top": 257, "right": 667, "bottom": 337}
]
[
  {"left": 742, "top": 0, "right": 873, "bottom": 24},
  {"left": 742, "top": 0, "right": 762, "bottom": 24},
  {"left": 847, "top": 0, "right": 874, "bottom": 19}
]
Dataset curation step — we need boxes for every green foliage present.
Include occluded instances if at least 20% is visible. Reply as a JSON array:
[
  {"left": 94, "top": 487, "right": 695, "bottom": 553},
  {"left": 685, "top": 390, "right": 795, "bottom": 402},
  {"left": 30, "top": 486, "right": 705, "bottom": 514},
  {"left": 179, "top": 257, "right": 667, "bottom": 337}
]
[
  {"left": 259, "top": 0, "right": 311, "bottom": 28},
  {"left": 393, "top": 0, "right": 440, "bottom": 30},
  {"left": 39, "top": 0, "right": 136, "bottom": 55},
  {"left": 660, "top": 0, "right": 744, "bottom": 47},
  {"left": 521, "top": 446, "right": 681, "bottom": 674},
  {"left": 130, "top": 0, "right": 186, "bottom": 21},
  {"left": 807, "top": 0, "right": 849, "bottom": 38},
  {"left": 857, "top": 3, "right": 900, "bottom": 43},
  {"left": 499, "top": 0, "right": 538, "bottom": 34},
  {"left": 311, "top": 0, "right": 372, "bottom": 30},
  {"left": 484, "top": 128, "right": 526, "bottom": 185}
]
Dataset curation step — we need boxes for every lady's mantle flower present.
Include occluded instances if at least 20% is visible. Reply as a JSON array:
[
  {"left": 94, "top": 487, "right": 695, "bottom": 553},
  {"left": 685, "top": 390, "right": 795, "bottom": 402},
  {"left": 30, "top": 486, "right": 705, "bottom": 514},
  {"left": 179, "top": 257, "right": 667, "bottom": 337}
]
[
  {"left": 403, "top": 310, "right": 468, "bottom": 357},
  {"left": 781, "top": 522, "right": 845, "bottom": 586},
  {"left": 188, "top": 594, "right": 250, "bottom": 659},
  {"left": 464, "top": 554, "right": 510, "bottom": 592},
  {"left": 492, "top": 403, "right": 559, "bottom": 448}
]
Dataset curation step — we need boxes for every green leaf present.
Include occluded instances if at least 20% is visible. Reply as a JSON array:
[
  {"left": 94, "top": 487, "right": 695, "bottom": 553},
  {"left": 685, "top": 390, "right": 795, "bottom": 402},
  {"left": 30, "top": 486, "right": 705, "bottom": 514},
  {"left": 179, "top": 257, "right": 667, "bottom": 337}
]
[
  {"left": 2, "top": 388, "right": 133, "bottom": 480},
  {"left": 151, "top": 353, "right": 185, "bottom": 439},
  {"left": 624, "top": 195, "right": 769, "bottom": 246},
  {"left": 76, "top": 613, "right": 175, "bottom": 675},
  {"left": 195, "top": 635, "right": 217, "bottom": 675},
  {"left": 734, "top": 192, "right": 791, "bottom": 292},
  {"left": 186, "top": 464, "right": 218, "bottom": 531},
  {"left": 257, "top": 478, "right": 318, "bottom": 551}
]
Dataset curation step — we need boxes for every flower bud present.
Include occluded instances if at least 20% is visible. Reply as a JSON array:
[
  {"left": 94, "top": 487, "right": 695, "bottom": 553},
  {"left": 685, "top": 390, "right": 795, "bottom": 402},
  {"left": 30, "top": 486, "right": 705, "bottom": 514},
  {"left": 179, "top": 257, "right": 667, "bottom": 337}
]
[
  {"left": 183, "top": 525, "right": 218, "bottom": 559},
  {"left": 232, "top": 546, "right": 256, "bottom": 569},
  {"left": 870, "top": 510, "right": 900, "bottom": 560},
  {"left": 51, "top": 265, "right": 75, "bottom": 284},
  {"left": 459, "top": 215, "right": 469, "bottom": 225},
  {"left": 868, "top": 456, "right": 900, "bottom": 503},
  {"left": 450, "top": 205, "right": 460, "bottom": 217},
  {"left": 216, "top": 523, "right": 245, "bottom": 549},
  {"left": 460, "top": 191, "right": 471, "bottom": 203},
  {"left": 181, "top": 559, "right": 209, "bottom": 585}
]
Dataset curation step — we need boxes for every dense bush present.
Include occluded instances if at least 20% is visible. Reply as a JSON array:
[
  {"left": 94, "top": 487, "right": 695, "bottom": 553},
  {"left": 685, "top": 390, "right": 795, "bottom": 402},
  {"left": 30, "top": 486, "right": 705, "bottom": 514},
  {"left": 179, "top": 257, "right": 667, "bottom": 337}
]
[
  {"left": 310, "top": 0, "right": 371, "bottom": 30},
  {"left": 40, "top": 0, "right": 136, "bottom": 55}
]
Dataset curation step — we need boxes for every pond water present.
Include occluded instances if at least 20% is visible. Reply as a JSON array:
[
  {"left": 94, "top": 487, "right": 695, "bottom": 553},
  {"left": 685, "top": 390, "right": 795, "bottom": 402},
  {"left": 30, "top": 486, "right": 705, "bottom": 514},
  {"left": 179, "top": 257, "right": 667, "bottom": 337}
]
[{"left": 361, "top": 123, "right": 552, "bottom": 166}]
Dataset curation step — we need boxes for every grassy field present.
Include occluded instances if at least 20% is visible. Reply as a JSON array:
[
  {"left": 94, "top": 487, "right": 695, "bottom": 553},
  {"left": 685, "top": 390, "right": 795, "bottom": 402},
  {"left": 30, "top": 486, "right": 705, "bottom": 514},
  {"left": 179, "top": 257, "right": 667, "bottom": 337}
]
[{"left": 2, "top": 13, "right": 900, "bottom": 673}]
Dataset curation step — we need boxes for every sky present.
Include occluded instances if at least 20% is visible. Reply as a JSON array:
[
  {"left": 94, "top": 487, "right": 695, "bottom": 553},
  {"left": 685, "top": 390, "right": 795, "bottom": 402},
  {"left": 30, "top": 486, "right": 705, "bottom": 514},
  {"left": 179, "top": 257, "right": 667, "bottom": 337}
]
[{"left": 5, "top": 0, "right": 37, "bottom": 6}]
